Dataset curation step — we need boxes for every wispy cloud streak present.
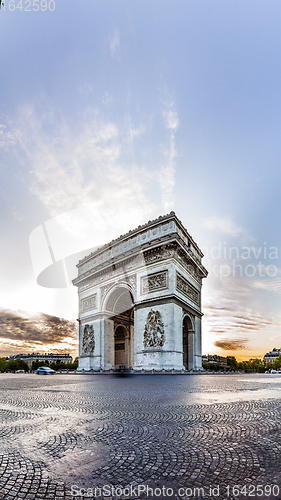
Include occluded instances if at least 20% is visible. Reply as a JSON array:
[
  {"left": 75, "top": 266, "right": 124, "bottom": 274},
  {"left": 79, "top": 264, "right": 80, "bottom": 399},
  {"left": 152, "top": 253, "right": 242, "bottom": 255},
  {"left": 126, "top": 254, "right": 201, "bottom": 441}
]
[
  {"left": 160, "top": 100, "right": 179, "bottom": 210},
  {"left": 109, "top": 28, "right": 120, "bottom": 58},
  {"left": 6, "top": 105, "right": 157, "bottom": 244},
  {"left": 203, "top": 217, "right": 246, "bottom": 237}
]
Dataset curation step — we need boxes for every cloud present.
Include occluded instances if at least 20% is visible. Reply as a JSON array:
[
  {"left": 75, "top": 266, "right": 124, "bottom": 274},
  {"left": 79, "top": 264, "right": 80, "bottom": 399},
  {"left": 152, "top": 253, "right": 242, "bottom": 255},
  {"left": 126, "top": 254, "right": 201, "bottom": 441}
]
[
  {"left": 128, "top": 126, "right": 143, "bottom": 140},
  {"left": 204, "top": 303, "right": 273, "bottom": 334},
  {"left": 109, "top": 28, "right": 120, "bottom": 57},
  {"left": 159, "top": 100, "right": 179, "bottom": 210},
  {"left": 203, "top": 217, "right": 246, "bottom": 237},
  {"left": 0, "top": 122, "right": 18, "bottom": 150},
  {"left": 202, "top": 270, "right": 281, "bottom": 359},
  {"left": 203, "top": 277, "right": 276, "bottom": 348},
  {"left": 214, "top": 339, "right": 249, "bottom": 351},
  {"left": 251, "top": 277, "right": 281, "bottom": 294},
  {"left": 4, "top": 99, "right": 182, "bottom": 252},
  {"left": 0, "top": 308, "right": 78, "bottom": 356},
  {"left": 102, "top": 92, "right": 113, "bottom": 106},
  {"left": 7, "top": 104, "right": 158, "bottom": 246},
  {"left": 162, "top": 108, "right": 179, "bottom": 131},
  {"left": 2, "top": 102, "right": 185, "bottom": 291}
]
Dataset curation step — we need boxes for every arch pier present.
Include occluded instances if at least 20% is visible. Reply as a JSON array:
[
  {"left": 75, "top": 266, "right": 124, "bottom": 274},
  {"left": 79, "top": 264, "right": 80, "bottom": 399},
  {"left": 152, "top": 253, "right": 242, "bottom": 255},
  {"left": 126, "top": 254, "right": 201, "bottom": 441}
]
[{"left": 73, "top": 212, "right": 208, "bottom": 372}]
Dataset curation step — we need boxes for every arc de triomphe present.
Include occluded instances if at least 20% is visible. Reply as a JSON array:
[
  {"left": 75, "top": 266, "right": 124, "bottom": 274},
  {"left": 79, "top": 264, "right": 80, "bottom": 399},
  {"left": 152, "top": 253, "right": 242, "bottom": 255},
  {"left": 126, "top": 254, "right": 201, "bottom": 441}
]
[{"left": 73, "top": 212, "right": 208, "bottom": 372}]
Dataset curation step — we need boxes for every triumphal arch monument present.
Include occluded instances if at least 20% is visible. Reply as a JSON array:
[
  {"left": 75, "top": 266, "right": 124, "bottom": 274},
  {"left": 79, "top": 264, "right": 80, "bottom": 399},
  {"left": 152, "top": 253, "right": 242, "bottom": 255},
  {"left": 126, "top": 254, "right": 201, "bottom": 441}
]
[{"left": 73, "top": 212, "right": 208, "bottom": 372}]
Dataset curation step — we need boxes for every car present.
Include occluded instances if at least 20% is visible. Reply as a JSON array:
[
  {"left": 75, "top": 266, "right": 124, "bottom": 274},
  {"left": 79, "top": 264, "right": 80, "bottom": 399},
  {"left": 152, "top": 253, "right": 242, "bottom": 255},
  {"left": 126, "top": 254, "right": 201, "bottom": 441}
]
[
  {"left": 16, "top": 370, "right": 25, "bottom": 373},
  {"left": 36, "top": 366, "right": 55, "bottom": 375}
]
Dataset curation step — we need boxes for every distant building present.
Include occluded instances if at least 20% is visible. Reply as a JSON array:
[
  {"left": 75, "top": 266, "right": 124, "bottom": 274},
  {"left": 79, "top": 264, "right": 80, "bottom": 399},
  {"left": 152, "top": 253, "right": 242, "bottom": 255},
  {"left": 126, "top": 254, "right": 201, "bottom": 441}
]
[
  {"left": 5, "top": 353, "right": 73, "bottom": 368},
  {"left": 202, "top": 354, "right": 228, "bottom": 368},
  {"left": 263, "top": 349, "right": 281, "bottom": 364}
]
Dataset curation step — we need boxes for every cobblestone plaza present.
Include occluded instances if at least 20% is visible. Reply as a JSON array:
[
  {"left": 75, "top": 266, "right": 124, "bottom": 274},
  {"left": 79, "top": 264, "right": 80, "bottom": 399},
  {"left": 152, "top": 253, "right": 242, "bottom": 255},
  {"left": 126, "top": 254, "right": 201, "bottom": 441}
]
[{"left": 0, "top": 374, "right": 280, "bottom": 500}]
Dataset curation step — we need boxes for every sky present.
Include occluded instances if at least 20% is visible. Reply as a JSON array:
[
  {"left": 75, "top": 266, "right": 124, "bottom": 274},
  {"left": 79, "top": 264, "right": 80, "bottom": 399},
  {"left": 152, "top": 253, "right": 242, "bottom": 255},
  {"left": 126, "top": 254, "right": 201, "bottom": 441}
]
[{"left": 1, "top": 0, "right": 281, "bottom": 360}]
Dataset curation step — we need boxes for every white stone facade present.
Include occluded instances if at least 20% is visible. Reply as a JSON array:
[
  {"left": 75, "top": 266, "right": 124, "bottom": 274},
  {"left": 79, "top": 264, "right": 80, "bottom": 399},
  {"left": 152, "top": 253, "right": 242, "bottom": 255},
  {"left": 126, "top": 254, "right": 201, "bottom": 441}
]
[{"left": 73, "top": 212, "right": 208, "bottom": 372}]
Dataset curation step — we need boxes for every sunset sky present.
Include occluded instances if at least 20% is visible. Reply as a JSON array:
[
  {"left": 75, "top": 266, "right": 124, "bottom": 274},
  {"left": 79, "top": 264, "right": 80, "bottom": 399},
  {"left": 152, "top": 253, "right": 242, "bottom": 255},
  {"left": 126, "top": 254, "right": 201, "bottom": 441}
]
[{"left": 1, "top": 0, "right": 281, "bottom": 360}]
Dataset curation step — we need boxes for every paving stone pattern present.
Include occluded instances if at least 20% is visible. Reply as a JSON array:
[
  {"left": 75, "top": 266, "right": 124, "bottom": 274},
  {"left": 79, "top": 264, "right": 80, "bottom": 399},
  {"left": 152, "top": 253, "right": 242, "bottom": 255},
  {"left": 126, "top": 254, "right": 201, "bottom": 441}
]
[{"left": 0, "top": 374, "right": 280, "bottom": 500}]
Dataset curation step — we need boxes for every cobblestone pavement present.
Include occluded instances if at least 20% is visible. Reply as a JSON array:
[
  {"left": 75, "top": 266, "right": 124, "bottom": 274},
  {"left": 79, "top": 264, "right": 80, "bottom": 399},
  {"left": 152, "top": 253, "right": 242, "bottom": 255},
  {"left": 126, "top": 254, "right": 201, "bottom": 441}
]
[{"left": 0, "top": 374, "right": 281, "bottom": 500}]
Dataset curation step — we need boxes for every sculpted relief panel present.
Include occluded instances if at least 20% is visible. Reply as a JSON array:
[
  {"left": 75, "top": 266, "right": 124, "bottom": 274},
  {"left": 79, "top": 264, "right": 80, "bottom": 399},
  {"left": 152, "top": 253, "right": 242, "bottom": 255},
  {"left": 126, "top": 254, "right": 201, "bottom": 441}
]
[
  {"left": 81, "top": 294, "right": 97, "bottom": 312},
  {"left": 82, "top": 324, "right": 95, "bottom": 355},
  {"left": 176, "top": 272, "right": 200, "bottom": 306},
  {"left": 141, "top": 270, "right": 168, "bottom": 295},
  {"left": 175, "top": 250, "right": 202, "bottom": 284},
  {"left": 143, "top": 309, "right": 165, "bottom": 348}
]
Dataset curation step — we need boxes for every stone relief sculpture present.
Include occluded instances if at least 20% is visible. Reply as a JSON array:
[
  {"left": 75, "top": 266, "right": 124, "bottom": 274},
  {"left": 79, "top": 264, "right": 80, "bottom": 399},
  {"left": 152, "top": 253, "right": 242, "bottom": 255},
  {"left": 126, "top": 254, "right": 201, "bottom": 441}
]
[
  {"left": 143, "top": 309, "right": 165, "bottom": 348},
  {"left": 141, "top": 271, "right": 168, "bottom": 294},
  {"left": 82, "top": 324, "right": 95, "bottom": 354},
  {"left": 81, "top": 293, "right": 97, "bottom": 312},
  {"left": 176, "top": 272, "right": 200, "bottom": 306}
]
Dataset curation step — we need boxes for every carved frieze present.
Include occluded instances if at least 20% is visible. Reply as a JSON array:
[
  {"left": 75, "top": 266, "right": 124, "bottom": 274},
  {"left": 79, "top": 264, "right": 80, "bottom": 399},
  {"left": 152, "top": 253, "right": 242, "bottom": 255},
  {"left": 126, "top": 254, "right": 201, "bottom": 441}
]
[
  {"left": 81, "top": 294, "right": 97, "bottom": 312},
  {"left": 176, "top": 272, "right": 200, "bottom": 306},
  {"left": 144, "top": 247, "right": 174, "bottom": 265},
  {"left": 82, "top": 324, "right": 95, "bottom": 354},
  {"left": 141, "top": 270, "right": 168, "bottom": 295},
  {"left": 77, "top": 246, "right": 175, "bottom": 288},
  {"left": 77, "top": 244, "right": 205, "bottom": 292},
  {"left": 143, "top": 309, "right": 165, "bottom": 348},
  {"left": 174, "top": 249, "right": 202, "bottom": 285},
  {"left": 78, "top": 219, "right": 175, "bottom": 276}
]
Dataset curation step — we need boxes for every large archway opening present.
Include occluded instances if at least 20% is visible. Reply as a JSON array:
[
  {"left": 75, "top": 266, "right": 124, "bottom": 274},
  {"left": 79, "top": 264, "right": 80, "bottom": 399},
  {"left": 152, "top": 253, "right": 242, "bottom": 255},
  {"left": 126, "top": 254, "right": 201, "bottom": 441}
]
[
  {"left": 106, "top": 287, "right": 134, "bottom": 369},
  {"left": 183, "top": 315, "right": 193, "bottom": 370}
]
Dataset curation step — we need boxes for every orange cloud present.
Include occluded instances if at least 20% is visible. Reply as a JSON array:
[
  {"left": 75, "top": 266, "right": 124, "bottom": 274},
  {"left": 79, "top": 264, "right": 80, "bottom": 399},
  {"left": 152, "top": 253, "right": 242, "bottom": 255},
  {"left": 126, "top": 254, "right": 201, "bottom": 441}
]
[{"left": 214, "top": 338, "right": 249, "bottom": 351}]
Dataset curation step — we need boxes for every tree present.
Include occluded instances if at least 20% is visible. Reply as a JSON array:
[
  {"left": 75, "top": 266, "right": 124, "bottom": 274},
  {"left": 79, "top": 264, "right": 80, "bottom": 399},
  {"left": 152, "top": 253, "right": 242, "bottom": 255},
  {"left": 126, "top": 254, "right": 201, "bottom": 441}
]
[
  {"left": 273, "top": 354, "right": 281, "bottom": 370},
  {"left": 202, "top": 362, "right": 224, "bottom": 371},
  {"left": 7, "top": 359, "right": 29, "bottom": 372},
  {"left": 0, "top": 358, "right": 8, "bottom": 372},
  {"left": 226, "top": 356, "right": 238, "bottom": 369},
  {"left": 31, "top": 360, "right": 49, "bottom": 370}
]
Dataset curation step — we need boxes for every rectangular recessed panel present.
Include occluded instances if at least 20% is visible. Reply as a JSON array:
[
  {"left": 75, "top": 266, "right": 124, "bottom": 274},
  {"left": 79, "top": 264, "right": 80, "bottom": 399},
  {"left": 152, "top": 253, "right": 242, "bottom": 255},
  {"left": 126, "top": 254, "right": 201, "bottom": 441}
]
[
  {"left": 141, "top": 270, "right": 168, "bottom": 294},
  {"left": 81, "top": 294, "right": 97, "bottom": 312},
  {"left": 176, "top": 272, "right": 200, "bottom": 306}
]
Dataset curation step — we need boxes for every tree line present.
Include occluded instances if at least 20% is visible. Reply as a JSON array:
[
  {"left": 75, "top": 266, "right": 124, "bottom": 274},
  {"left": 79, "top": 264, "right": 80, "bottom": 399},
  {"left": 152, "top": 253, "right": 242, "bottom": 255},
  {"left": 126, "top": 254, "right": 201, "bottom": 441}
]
[
  {"left": 202, "top": 355, "right": 281, "bottom": 373},
  {"left": 0, "top": 357, "right": 79, "bottom": 372}
]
